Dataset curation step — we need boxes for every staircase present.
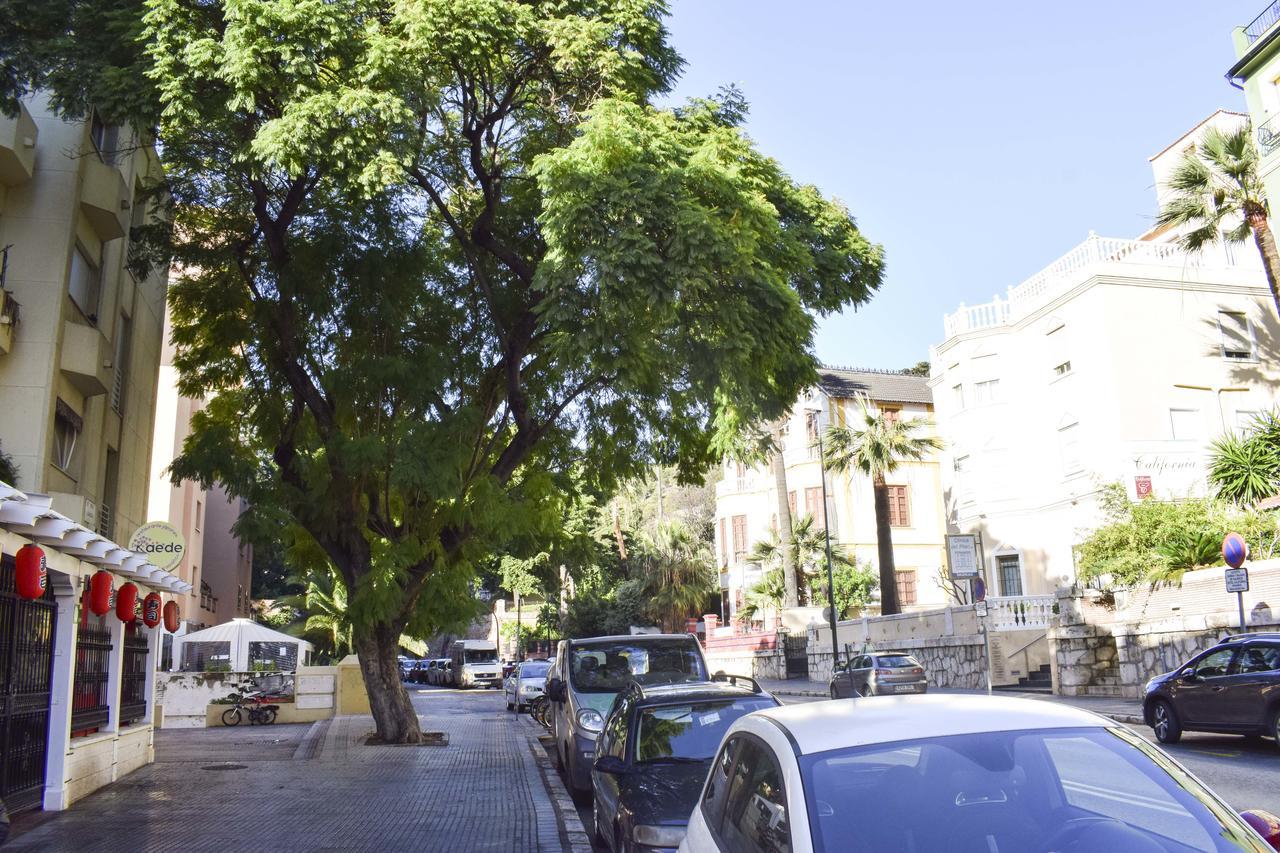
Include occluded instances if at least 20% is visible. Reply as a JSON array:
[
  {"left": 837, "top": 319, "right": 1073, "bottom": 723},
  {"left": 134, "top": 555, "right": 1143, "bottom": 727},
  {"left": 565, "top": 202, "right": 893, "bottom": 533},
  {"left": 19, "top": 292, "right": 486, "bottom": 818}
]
[{"left": 994, "top": 664, "right": 1053, "bottom": 695}]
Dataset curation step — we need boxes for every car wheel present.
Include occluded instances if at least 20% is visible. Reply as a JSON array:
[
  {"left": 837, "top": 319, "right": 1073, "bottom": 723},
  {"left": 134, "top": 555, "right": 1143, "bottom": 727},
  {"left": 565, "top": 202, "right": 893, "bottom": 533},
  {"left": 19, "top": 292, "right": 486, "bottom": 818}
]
[
  {"left": 856, "top": 684, "right": 869, "bottom": 698},
  {"left": 1152, "top": 699, "right": 1182, "bottom": 744}
]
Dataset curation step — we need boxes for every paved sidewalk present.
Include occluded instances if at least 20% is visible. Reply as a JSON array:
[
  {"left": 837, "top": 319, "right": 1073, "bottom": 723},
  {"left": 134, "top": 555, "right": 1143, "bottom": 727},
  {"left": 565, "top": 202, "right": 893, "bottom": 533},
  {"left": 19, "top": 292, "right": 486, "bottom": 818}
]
[
  {"left": 11, "top": 689, "right": 572, "bottom": 852},
  {"left": 757, "top": 678, "right": 1145, "bottom": 724}
]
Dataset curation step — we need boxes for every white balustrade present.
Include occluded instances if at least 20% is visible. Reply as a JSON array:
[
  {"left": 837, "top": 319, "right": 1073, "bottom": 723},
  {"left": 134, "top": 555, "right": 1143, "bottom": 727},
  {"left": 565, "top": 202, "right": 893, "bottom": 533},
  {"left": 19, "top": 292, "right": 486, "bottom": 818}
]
[{"left": 987, "top": 595, "right": 1056, "bottom": 632}]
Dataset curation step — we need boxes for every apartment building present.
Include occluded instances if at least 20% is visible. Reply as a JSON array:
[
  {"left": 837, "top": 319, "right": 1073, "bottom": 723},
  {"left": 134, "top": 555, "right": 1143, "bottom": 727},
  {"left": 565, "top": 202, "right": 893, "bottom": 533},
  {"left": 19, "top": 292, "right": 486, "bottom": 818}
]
[
  {"left": 714, "top": 368, "right": 948, "bottom": 625},
  {"left": 930, "top": 110, "right": 1280, "bottom": 604},
  {"left": 1228, "top": 2, "right": 1280, "bottom": 205}
]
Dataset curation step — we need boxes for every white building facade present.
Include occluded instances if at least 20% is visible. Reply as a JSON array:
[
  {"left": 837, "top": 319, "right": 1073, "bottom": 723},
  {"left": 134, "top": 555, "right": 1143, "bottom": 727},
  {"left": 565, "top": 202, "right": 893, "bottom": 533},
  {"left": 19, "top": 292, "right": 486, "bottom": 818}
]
[
  {"left": 714, "top": 369, "right": 949, "bottom": 626},
  {"left": 930, "top": 111, "right": 1280, "bottom": 604}
]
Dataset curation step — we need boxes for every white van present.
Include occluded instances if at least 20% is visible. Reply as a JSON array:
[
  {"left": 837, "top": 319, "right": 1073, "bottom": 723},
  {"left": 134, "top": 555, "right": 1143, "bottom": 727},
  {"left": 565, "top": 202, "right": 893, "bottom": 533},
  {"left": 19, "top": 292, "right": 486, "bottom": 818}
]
[{"left": 449, "top": 640, "right": 501, "bottom": 688}]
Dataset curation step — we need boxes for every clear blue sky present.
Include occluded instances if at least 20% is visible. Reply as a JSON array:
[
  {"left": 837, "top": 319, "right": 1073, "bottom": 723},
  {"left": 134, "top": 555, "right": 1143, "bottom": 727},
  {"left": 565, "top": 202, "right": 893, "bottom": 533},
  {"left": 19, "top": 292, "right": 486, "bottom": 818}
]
[{"left": 663, "top": 0, "right": 1265, "bottom": 371}]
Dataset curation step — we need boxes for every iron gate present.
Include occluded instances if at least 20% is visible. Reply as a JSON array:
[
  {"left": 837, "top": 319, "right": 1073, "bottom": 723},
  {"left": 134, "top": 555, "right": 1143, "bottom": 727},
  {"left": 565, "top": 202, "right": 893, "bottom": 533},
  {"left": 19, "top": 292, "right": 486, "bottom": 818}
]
[
  {"left": 782, "top": 631, "right": 809, "bottom": 679},
  {"left": 0, "top": 554, "right": 57, "bottom": 812}
]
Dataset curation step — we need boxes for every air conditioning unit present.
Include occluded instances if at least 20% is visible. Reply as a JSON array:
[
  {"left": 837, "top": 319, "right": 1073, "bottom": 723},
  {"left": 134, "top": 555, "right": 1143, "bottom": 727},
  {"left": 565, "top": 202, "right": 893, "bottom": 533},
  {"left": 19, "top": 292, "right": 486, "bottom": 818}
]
[{"left": 49, "top": 491, "right": 98, "bottom": 531}]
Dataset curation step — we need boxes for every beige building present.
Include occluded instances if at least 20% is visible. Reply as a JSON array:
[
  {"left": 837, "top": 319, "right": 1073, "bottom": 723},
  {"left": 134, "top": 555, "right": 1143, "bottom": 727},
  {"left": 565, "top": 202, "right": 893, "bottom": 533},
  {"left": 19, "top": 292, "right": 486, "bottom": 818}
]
[
  {"left": 928, "top": 112, "right": 1280, "bottom": 681},
  {"left": 714, "top": 368, "right": 949, "bottom": 625},
  {"left": 147, "top": 304, "right": 254, "bottom": 637},
  {"left": 0, "top": 97, "right": 191, "bottom": 813},
  {"left": 1228, "top": 3, "right": 1280, "bottom": 207}
]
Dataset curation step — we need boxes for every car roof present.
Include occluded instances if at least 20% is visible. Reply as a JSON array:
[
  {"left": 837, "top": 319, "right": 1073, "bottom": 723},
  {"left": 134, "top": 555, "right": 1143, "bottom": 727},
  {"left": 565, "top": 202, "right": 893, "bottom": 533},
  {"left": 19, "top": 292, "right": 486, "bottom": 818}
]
[
  {"left": 569, "top": 634, "right": 697, "bottom": 646},
  {"left": 1220, "top": 632, "right": 1280, "bottom": 644},
  {"left": 754, "top": 695, "right": 1113, "bottom": 756},
  {"left": 631, "top": 682, "right": 770, "bottom": 707}
]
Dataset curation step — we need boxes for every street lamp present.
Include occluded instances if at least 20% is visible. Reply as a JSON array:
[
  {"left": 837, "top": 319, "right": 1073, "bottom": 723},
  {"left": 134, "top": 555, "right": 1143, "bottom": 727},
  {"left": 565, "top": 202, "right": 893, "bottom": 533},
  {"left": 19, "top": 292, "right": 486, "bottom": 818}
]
[{"left": 806, "top": 403, "right": 841, "bottom": 674}]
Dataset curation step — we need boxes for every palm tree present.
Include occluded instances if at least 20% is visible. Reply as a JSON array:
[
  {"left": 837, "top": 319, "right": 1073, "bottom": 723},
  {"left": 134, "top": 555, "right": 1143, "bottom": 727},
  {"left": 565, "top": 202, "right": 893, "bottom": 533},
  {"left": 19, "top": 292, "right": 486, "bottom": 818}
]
[
  {"left": 823, "top": 402, "right": 942, "bottom": 616},
  {"left": 1208, "top": 410, "right": 1280, "bottom": 505},
  {"left": 1156, "top": 124, "right": 1280, "bottom": 318},
  {"left": 745, "top": 514, "right": 863, "bottom": 619},
  {"left": 768, "top": 420, "right": 800, "bottom": 609},
  {"left": 279, "top": 566, "right": 353, "bottom": 660},
  {"left": 636, "top": 522, "right": 716, "bottom": 632}
]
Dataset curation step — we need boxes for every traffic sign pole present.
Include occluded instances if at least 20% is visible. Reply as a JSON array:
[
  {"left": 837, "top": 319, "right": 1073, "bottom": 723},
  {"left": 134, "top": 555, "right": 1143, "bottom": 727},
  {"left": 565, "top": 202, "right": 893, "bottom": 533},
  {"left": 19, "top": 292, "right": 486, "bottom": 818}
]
[{"left": 1238, "top": 590, "right": 1246, "bottom": 633}]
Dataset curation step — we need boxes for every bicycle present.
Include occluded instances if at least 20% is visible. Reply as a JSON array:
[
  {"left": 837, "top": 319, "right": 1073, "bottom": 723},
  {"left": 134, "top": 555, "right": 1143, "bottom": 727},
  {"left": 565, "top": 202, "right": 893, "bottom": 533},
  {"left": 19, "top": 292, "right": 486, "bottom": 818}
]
[
  {"left": 529, "top": 694, "right": 552, "bottom": 729},
  {"left": 221, "top": 690, "right": 282, "bottom": 726}
]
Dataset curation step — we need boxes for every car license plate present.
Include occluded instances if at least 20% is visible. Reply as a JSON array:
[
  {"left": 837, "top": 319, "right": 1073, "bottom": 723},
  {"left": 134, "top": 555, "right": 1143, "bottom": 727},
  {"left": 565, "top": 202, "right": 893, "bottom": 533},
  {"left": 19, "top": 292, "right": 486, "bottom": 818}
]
[{"left": 894, "top": 685, "right": 915, "bottom": 693}]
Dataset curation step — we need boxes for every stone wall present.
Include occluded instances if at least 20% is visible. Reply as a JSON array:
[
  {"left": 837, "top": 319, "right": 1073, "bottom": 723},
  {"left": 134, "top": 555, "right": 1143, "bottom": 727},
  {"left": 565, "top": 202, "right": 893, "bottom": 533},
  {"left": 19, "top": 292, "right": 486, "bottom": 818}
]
[{"left": 705, "top": 648, "right": 786, "bottom": 682}]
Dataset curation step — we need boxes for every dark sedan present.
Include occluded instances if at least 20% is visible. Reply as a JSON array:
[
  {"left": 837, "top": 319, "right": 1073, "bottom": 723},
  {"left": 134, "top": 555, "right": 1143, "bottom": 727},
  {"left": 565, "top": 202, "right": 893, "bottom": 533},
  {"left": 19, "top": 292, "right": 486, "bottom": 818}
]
[
  {"left": 1143, "top": 632, "right": 1280, "bottom": 745},
  {"left": 590, "top": 677, "right": 779, "bottom": 852}
]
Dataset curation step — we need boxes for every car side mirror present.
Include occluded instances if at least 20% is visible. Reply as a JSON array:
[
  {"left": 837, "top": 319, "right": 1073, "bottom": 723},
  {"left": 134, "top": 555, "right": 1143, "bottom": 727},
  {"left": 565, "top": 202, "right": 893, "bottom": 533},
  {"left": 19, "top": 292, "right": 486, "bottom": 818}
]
[
  {"left": 1241, "top": 810, "right": 1280, "bottom": 850},
  {"left": 594, "top": 755, "right": 630, "bottom": 775},
  {"left": 548, "top": 677, "right": 565, "bottom": 702},
  {"left": 1179, "top": 669, "right": 1199, "bottom": 683}
]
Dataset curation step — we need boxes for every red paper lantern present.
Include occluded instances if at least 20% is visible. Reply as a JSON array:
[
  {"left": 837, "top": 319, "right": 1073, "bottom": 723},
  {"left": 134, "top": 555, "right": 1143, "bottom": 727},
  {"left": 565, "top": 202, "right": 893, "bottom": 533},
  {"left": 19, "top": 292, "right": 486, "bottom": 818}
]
[
  {"left": 142, "top": 592, "right": 162, "bottom": 627},
  {"left": 162, "top": 600, "right": 180, "bottom": 633},
  {"left": 15, "top": 544, "right": 47, "bottom": 600},
  {"left": 89, "top": 570, "right": 113, "bottom": 616},
  {"left": 116, "top": 582, "right": 138, "bottom": 623}
]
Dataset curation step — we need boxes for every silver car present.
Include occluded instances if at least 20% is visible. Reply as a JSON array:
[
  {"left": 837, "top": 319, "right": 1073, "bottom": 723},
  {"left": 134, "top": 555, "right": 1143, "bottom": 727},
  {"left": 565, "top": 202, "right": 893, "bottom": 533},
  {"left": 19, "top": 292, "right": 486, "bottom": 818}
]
[{"left": 829, "top": 651, "right": 927, "bottom": 698}]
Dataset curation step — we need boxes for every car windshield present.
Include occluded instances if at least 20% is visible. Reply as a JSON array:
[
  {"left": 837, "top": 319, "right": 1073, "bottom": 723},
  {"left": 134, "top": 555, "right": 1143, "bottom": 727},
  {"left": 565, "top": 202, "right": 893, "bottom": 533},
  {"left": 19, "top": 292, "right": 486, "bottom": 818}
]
[
  {"left": 636, "top": 698, "right": 776, "bottom": 763},
  {"left": 801, "top": 726, "right": 1262, "bottom": 853},
  {"left": 569, "top": 639, "right": 706, "bottom": 693},
  {"left": 519, "top": 662, "right": 550, "bottom": 679},
  {"left": 464, "top": 649, "right": 497, "bottom": 664},
  {"left": 874, "top": 655, "right": 919, "bottom": 668}
]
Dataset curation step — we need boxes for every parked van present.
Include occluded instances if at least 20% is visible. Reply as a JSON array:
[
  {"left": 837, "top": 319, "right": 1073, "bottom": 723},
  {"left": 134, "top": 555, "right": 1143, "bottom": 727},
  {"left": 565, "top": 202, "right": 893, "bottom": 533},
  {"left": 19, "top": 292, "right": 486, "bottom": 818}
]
[
  {"left": 449, "top": 640, "right": 502, "bottom": 688},
  {"left": 545, "top": 633, "right": 708, "bottom": 796}
]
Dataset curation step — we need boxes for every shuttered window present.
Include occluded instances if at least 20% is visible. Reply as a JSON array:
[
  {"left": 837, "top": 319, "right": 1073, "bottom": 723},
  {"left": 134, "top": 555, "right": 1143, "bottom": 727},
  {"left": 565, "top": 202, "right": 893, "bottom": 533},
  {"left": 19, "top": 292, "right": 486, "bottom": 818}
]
[
  {"left": 895, "top": 570, "right": 917, "bottom": 606},
  {"left": 731, "top": 516, "right": 747, "bottom": 564},
  {"left": 886, "top": 485, "right": 910, "bottom": 527}
]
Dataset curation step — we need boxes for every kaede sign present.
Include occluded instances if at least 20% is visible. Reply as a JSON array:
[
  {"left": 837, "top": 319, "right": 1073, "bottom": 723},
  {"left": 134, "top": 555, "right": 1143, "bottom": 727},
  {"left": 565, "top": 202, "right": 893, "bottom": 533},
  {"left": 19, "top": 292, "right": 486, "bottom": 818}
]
[{"left": 128, "top": 522, "right": 186, "bottom": 572}]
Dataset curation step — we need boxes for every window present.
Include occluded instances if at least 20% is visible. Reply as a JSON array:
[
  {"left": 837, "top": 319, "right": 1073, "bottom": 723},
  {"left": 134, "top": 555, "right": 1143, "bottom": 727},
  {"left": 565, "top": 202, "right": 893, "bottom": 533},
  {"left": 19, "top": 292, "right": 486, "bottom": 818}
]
[
  {"left": 1218, "top": 311, "right": 1255, "bottom": 361},
  {"left": 69, "top": 243, "right": 102, "bottom": 322},
  {"left": 895, "top": 570, "right": 917, "bottom": 606},
  {"left": 195, "top": 500, "right": 204, "bottom": 532},
  {"left": 1053, "top": 360, "right": 1072, "bottom": 377},
  {"left": 880, "top": 406, "right": 901, "bottom": 425},
  {"left": 787, "top": 491, "right": 797, "bottom": 517},
  {"left": 973, "top": 379, "right": 999, "bottom": 405},
  {"left": 603, "top": 697, "right": 629, "bottom": 759},
  {"left": 52, "top": 399, "right": 82, "bottom": 472},
  {"left": 952, "top": 383, "right": 965, "bottom": 410},
  {"left": 111, "top": 313, "right": 132, "bottom": 413},
  {"left": 886, "top": 485, "right": 910, "bottom": 527},
  {"left": 1058, "top": 423, "right": 1081, "bottom": 475},
  {"left": 120, "top": 622, "right": 149, "bottom": 726},
  {"left": 719, "top": 518, "right": 728, "bottom": 567},
  {"left": 636, "top": 698, "right": 777, "bottom": 763},
  {"left": 1239, "top": 644, "right": 1280, "bottom": 673},
  {"left": 996, "top": 554, "right": 1023, "bottom": 597},
  {"left": 805, "top": 411, "right": 819, "bottom": 459},
  {"left": 99, "top": 448, "right": 119, "bottom": 540},
  {"left": 703, "top": 736, "right": 743, "bottom": 830},
  {"left": 72, "top": 612, "right": 113, "bottom": 736},
  {"left": 1192, "top": 648, "right": 1237, "bottom": 679},
  {"left": 954, "top": 454, "right": 972, "bottom": 503},
  {"left": 732, "top": 516, "right": 747, "bottom": 564},
  {"left": 720, "top": 739, "right": 791, "bottom": 853},
  {"left": 804, "top": 487, "right": 823, "bottom": 528},
  {"left": 1169, "top": 409, "right": 1203, "bottom": 442},
  {"left": 89, "top": 110, "right": 119, "bottom": 164}
]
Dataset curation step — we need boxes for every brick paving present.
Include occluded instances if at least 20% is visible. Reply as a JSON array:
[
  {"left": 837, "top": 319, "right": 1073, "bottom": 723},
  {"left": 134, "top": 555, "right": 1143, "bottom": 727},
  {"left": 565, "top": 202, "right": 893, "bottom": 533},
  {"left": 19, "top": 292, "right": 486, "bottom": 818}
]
[{"left": 10, "top": 688, "right": 572, "bottom": 852}]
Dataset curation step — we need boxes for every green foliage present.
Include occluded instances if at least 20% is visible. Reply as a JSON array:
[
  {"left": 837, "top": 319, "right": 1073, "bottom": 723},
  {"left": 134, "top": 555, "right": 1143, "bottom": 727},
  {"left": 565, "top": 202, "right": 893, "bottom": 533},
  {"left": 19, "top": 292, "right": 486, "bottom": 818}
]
[
  {"left": 901, "top": 361, "right": 930, "bottom": 377},
  {"left": 0, "top": 441, "right": 18, "bottom": 486},
  {"left": 632, "top": 522, "right": 716, "bottom": 631},
  {"left": 1075, "top": 482, "right": 1280, "bottom": 588},
  {"left": 1208, "top": 412, "right": 1280, "bottom": 505},
  {"left": 1156, "top": 124, "right": 1266, "bottom": 254},
  {"left": 823, "top": 404, "right": 943, "bottom": 484},
  {"left": 830, "top": 560, "right": 878, "bottom": 617},
  {"left": 741, "top": 518, "right": 872, "bottom": 620}
]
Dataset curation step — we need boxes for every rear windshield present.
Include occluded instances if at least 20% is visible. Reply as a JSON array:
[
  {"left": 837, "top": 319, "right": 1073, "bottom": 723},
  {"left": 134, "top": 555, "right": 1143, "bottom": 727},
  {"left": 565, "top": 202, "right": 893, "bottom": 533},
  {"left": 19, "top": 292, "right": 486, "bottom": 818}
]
[
  {"left": 569, "top": 639, "right": 706, "bottom": 693},
  {"left": 875, "top": 655, "right": 920, "bottom": 668},
  {"left": 519, "top": 662, "right": 550, "bottom": 679},
  {"left": 464, "top": 649, "right": 497, "bottom": 664},
  {"left": 636, "top": 698, "right": 776, "bottom": 762}
]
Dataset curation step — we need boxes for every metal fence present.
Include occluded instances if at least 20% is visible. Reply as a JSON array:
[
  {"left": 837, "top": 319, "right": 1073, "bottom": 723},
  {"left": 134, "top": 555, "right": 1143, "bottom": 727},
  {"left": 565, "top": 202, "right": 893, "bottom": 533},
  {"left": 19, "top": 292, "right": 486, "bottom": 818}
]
[
  {"left": 181, "top": 641, "right": 232, "bottom": 672},
  {"left": 119, "top": 623, "right": 149, "bottom": 725},
  {"left": 71, "top": 616, "right": 113, "bottom": 734},
  {"left": 0, "top": 553, "right": 57, "bottom": 811},
  {"left": 1246, "top": 0, "right": 1280, "bottom": 43},
  {"left": 248, "top": 641, "right": 298, "bottom": 672}
]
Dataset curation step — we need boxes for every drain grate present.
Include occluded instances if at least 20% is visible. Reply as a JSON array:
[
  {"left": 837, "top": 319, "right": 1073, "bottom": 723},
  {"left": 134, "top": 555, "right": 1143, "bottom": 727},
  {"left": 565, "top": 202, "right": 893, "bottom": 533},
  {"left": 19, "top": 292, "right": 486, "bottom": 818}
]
[{"left": 201, "top": 763, "right": 248, "bottom": 771}]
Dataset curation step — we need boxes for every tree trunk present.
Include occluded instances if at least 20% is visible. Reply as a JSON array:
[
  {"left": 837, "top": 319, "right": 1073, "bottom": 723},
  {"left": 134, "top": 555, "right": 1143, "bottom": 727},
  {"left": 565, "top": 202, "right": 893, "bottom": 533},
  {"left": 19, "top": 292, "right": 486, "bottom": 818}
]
[
  {"left": 872, "top": 480, "right": 900, "bottom": 616},
  {"left": 771, "top": 431, "right": 799, "bottom": 609},
  {"left": 1248, "top": 207, "right": 1280, "bottom": 320},
  {"left": 353, "top": 621, "right": 422, "bottom": 743}
]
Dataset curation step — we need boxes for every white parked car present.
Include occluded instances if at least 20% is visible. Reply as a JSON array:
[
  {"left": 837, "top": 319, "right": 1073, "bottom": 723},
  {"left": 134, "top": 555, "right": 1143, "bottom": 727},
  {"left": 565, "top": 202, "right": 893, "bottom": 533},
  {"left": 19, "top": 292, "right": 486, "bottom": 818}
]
[
  {"left": 680, "top": 694, "right": 1280, "bottom": 853},
  {"left": 504, "top": 659, "right": 551, "bottom": 711}
]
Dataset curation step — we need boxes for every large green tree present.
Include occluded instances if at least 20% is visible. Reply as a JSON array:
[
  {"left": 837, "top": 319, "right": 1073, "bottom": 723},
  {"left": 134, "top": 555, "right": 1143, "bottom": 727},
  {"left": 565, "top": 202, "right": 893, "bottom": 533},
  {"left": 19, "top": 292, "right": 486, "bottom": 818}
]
[
  {"left": 1156, "top": 124, "right": 1280, "bottom": 319},
  {"left": 823, "top": 404, "right": 940, "bottom": 615},
  {"left": 22, "top": 0, "right": 884, "bottom": 741}
]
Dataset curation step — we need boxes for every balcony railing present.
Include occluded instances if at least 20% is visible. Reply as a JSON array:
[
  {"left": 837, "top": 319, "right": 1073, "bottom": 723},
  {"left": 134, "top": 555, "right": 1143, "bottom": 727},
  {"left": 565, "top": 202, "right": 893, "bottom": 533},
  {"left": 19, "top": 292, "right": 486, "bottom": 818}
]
[
  {"left": 1246, "top": 1, "right": 1280, "bottom": 43},
  {"left": 1260, "top": 114, "right": 1280, "bottom": 157},
  {"left": 988, "top": 595, "right": 1056, "bottom": 632},
  {"left": 942, "top": 234, "right": 1254, "bottom": 338}
]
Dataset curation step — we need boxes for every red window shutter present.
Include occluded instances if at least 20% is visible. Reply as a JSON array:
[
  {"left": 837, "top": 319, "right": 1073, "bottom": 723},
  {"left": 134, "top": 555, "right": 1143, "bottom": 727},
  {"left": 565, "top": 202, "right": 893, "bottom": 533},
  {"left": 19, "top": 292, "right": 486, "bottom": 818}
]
[{"left": 719, "top": 518, "right": 728, "bottom": 566}]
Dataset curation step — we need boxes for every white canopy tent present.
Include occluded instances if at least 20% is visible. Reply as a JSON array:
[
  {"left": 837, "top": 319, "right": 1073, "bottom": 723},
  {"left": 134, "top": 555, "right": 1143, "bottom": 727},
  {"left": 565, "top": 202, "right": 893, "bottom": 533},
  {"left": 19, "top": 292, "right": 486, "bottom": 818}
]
[{"left": 173, "top": 618, "right": 313, "bottom": 672}]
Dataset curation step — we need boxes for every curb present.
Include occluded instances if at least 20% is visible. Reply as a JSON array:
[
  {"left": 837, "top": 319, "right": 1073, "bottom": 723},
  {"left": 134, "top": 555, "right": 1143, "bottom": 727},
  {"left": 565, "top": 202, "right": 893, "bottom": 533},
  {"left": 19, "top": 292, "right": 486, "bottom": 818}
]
[
  {"left": 1107, "top": 714, "right": 1145, "bottom": 725},
  {"left": 525, "top": 726, "right": 593, "bottom": 853}
]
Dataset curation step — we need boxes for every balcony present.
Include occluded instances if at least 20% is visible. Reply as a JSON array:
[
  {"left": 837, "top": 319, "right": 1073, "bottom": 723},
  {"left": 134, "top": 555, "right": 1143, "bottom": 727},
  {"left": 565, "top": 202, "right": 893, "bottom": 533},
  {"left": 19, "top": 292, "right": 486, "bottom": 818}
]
[
  {"left": 0, "top": 102, "right": 37, "bottom": 186},
  {"left": 988, "top": 595, "right": 1056, "bottom": 632},
  {"left": 1246, "top": 1, "right": 1280, "bottom": 44},
  {"left": 941, "top": 234, "right": 1261, "bottom": 339},
  {"left": 79, "top": 156, "right": 128, "bottom": 240},
  {"left": 59, "top": 320, "right": 112, "bottom": 396},
  {"left": 1259, "top": 113, "right": 1280, "bottom": 158}
]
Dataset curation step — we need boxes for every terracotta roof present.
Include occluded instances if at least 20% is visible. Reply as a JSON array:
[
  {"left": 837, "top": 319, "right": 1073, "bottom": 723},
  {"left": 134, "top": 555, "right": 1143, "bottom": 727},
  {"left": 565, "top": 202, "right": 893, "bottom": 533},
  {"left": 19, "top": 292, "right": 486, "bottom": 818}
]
[{"left": 818, "top": 367, "right": 933, "bottom": 405}]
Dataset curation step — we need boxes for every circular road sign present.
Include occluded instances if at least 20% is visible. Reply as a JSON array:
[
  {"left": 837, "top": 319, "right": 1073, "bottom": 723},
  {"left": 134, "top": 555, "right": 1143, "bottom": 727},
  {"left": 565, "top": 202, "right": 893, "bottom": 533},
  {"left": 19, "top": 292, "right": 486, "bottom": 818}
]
[{"left": 1222, "top": 532, "right": 1249, "bottom": 570}]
